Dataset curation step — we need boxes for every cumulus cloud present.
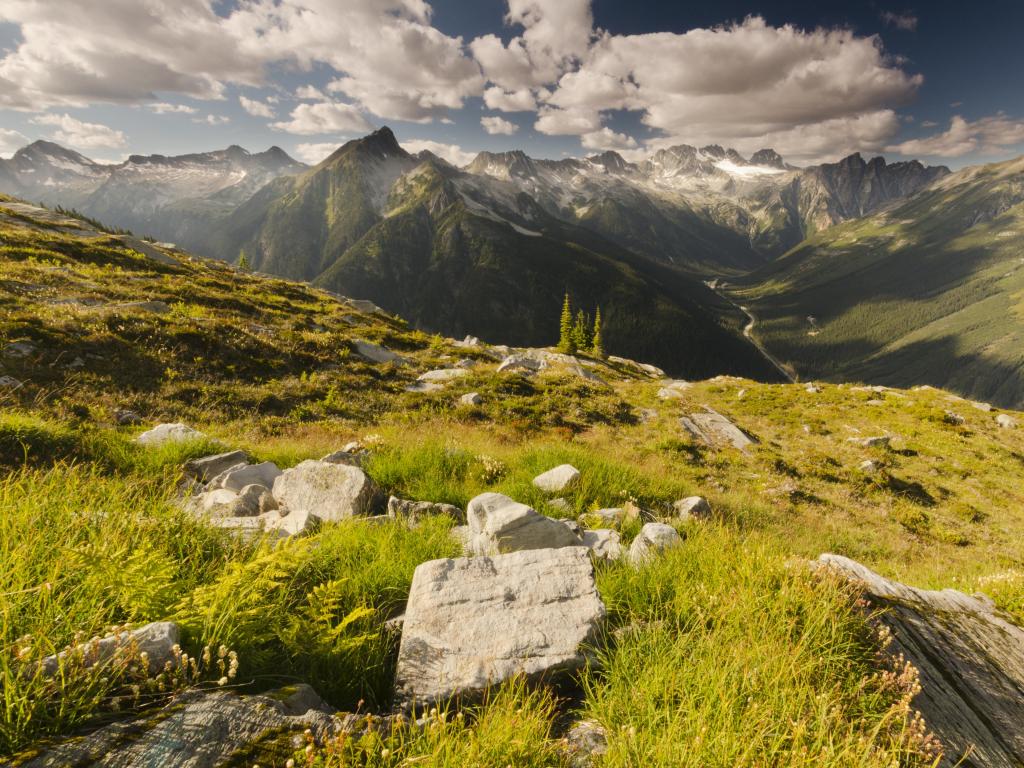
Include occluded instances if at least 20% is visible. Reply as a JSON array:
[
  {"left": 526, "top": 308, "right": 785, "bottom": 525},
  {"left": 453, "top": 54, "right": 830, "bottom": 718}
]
[
  {"left": 193, "top": 114, "right": 230, "bottom": 125},
  {"left": 481, "top": 115, "right": 518, "bottom": 135},
  {"left": 483, "top": 86, "right": 536, "bottom": 112},
  {"left": 0, "top": 127, "right": 28, "bottom": 156},
  {"left": 401, "top": 139, "right": 475, "bottom": 166},
  {"left": 30, "top": 113, "right": 126, "bottom": 149},
  {"left": 295, "top": 85, "right": 326, "bottom": 101},
  {"left": 534, "top": 107, "right": 601, "bottom": 135},
  {"left": 581, "top": 127, "right": 637, "bottom": 151},
  {"left": 239, "top": 95, "right": 275, "bottom": 118},
  {"left": 881, "top": 11, "right": 919, "bottom": 31},
  {"left": 887, "top": 114, "right": 1024, "bottom": 158},
  {"left": 0, "top": 0, "right": 482, "bottom": 122},
  {"left": 293, "top": 141, "right": 343, "bottom": 164},
  {"left": 271, "top": 101, "right": 372, "bottom": 135},
  {"left": 148, "top": 102, "right": 198, "bottom": 114}
]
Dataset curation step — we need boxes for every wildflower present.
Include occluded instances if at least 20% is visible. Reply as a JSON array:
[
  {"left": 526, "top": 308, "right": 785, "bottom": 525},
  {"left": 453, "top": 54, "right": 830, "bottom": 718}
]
[
  {"left": 218, "top": 676, "right": 229, "bottom": 686},
  {"left": 286, "top": 761, "right": 295, "bottom": 768},
  {"left": 381, "top": 748, "right": 391, "bottom": 758}
]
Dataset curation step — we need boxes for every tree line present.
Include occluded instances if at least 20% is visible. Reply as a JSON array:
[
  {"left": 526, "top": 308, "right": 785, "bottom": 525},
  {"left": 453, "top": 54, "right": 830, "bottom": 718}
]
[{"left": 558, "top": 293, "right": 604, "bottom": 358}]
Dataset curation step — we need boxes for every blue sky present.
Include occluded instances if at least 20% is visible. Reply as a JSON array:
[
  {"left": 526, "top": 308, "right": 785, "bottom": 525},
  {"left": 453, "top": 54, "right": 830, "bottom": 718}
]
[{"left": 0, "top": 0, "right": 1021, "bottom": 168}]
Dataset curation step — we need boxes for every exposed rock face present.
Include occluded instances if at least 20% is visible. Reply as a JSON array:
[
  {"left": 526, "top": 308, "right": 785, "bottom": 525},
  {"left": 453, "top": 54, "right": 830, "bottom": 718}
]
[
  {"left": 352, "top": 339, "right": 411, "bottom": 365},
  {"left": 271, "top": 460, "right": 380, "bottom": 521},
  {"left": 817, "top": 554, "right": 1024, "bottom": 768},
  {"left": 996, "top": 414, "right": 1017, "bottom": 429},
  {"left": 17, "top": 685, "right": 345, "bottom": 768},
  {"left": 628, "top": 523, "right": 682, "bottom": 565},
  {"left": 657, "top": 380, "right": 692, "bottom": 399},
  {"left": 466, "top": 492, "right": 582, "bottom": 555},
  {"left": 135, "top": 423, "right": 204, "bottom": 446},
  {"left": 459, "top": 392, "right": 483, "bottom": 406},
  {"left": 533, "top": 464, "right": 581, "bottom": 493},
  {"left": 394, "top": 547, "right": 606, "bottom": 707},
  {"left": 582, "top": 529, "right": 624, "bottom": 561},
  {"left": 210, "top": 460, "right": 282, "bottom": 492},
  {"left": 680, "top": 408, "right": 755, "bottom": 451}
]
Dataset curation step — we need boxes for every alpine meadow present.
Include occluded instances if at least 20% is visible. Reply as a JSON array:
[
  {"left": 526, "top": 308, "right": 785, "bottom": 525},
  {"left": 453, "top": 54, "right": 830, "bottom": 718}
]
[{"left": 1, "top": 2, "right": 1023, "bottom": 767}]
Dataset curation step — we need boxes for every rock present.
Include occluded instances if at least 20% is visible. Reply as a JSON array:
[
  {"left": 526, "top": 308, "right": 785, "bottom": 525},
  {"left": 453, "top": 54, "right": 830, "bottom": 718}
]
[
  {"left": 582, "top": 529, "right": 624, "bottom": 561},
  {"left": 805, "top": 384, "right": 822, "bottom": 393},
  {"left": 672, "top": 496, "right": 711, "bottom": 521},
  {"left": 943, "top": 411, "right": 966, "bottom": 426},
  {"left": 40, "top": 621, "right": 180, "bottom": 677},
  {"left": 387, "top": 495, "right": 465, "bottom": 524},
  {"left": 352, "top": 339, "right": 411, "bottom": 365},
  {"left": 628, "top": 523, "right": 682, "bottom": 565},
  {"left": 680, "top": 408, "right": 756, "bottom": 451},
  {"left": 0, "top": 374, "right": 23, "bottom": 389},
  {"left": 565, "top": 720, "right": 608, "bottom": 767},
  {"left": 320, "top": 449, "right": 365, "bottom": 466},
  {"left": 393, "top": 547, "right": 605, "bottom": 707},
  {"left": 547, "top": 497, "right": 573, "bottom": 514},
  {"left": 848, "top": 435, "right": 891, "bottom": 448},
  {"left": 418, "top": 368, "right": 469, "bottom": 383},
  {"left": 16, "top": 685, "right": 346, "bottom": 768},
  {"left": 996, "top": 414, "right": 1017, "bottom": 429},
  {"left": 135, "top": 423, "right": 204, "bottom": 447},
  {"left": 349, "top": 298, "right": 385, "bottom": 314},
  {"left": 466, "top": 492, "right": 582, "bottom": 555},
  {"left": 860, "top": 459, "right": 880, "bottom": 474},
  {"left": 816, "top": 554, "right": 1024, "bottom": 767},
  {"left": 183, "top": 450, "right": 249, "bottom": 483},
  {"left": 272, "top": 460, "right": 379, "bottom": 522},
  {"left": 561, "top": 518, "right": 584, "bottom": 537},
  {"left": 657, "top": 380, "right": 692, "bottom": 399},
  {"left": 118, "top": 300, "right": 171, "bottom": 314},
  {"left": 453, "top": 335, "right": 481, "bottom": 347},
  {"left": 459, "top": 392, "right": 483, "bottom": 406},
  {"left": 608, "top": 355, "right": 665, "bottom": 379},
  {"left": 533, "top": 464, "right": 581, "bottom": 493},
  {"left": 113, "top": 408, "right": 142, "bottom": 426},
  {"left": 210, "top": 461, "right": 282, "bottom": 492},
  {"left": 971, "top": 401, "right": 993, "bottom": 412},
  {"left": 588, "top": 507, "right": 626, "bottom": 527},
  {"left": 497, "top": 354, "right": 545, "bottom": 374},
  {"left": 264, "top": 508, "right": 321, "bottom": 537},
  {"left": 3, "top": 340, "right": 35, "bottom": 358},
  {"left": 404, "top": 380, "right": 443, "bottom": 393}
]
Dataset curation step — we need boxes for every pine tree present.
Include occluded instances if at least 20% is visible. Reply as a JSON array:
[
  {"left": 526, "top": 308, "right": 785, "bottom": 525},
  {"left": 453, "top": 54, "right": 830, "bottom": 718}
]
[
  {"left": 591, "top": 307, "right": 604, "bottom": 358},
  {"left": 558, "top": 293, "right": 575, "bottom": 353},
  {"left": 572, "top": 309, "right": 590, "bottom": 351},
  {"left": 238, "top": 249, "right": 251, "bottom": 271}
]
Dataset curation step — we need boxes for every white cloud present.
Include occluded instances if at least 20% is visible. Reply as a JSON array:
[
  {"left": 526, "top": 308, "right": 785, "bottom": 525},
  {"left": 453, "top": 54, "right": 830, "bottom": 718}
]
[
  {"left": 0, "top": 127, "right": 28, "bottom": 156},
  {"left": 30, "top": 113, "right": 125, "bottom": 149},
  {"left": 481, "top": 115, "right": 518, "bottom": 135},
  {"left": 534, "top": 106, "right": 600, "bottom": 136},
  {"left": 295, "top": 85, "right": 326, "bottom": 100},
  {"left": 0, "top": 0, "right": 483, "bottom": 121},
  {"left": 887, "top": 114, "right": 1024, "bottom": 158},
  {"left": 881, "top": 11, "right": 919, "bottom": 31},
  {"left": 239, "top": 95, "right": 275, "bottom": 118},
  {"left": 483, "top": 86, "right": 536, "bottom": 112},
  {"left": 271, "top": 101, "right": 372, "bottom": 135},
  {"left": 581, "top": 127, "right": 637, "bottom": 151},
  {"left": 402, "top": 139, "right": 475, "bottom": 167},
  {"left": 193, "top": 114, "right": 230, "bottom": 125},
  {"left": 148, "top": 101, "right": 198, "bottom": 114},
  {"left": 471, "top": 0, "right": 593, "bottom": 90},
  {"left": 293, "top": 141, "right": 342, "bottom": 164}
]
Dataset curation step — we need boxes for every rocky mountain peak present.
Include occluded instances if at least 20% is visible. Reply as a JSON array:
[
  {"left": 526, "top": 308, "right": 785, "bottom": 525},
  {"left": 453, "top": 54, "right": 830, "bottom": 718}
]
[
  {"left": 750, "top": 148, "right": 786, "bottom": 169},
  {"left": 586, "top": 150, "right": 630, "bottom": 174},
  {"left": 466, "top": 149, "right": 537, "bottom": 179}
]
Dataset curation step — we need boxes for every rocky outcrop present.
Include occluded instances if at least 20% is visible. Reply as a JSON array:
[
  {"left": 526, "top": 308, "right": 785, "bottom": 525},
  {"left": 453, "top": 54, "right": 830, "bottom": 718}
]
[
  {"left": 817, "top": 554, "right": 1024, "bottom": 767},
  {"left": 39, "top": 622, "right": 180, "bottom": 677},
  {"left": 679, "top": 408, "right": 756, "bottom": 451},
  {"left": 393, "top": 547, "right": 605, "bottom": 707},
  {"left": 533, "top": 464, "right": 581, "bottom": 493},
  {"left": 15, "top": 685, "right": 372, "bottom": 768},
  {"left": 628, "top": 523, "right": 682, "bottom": 565},
  {"left": 135, "top": 423, "right": 204, "bottom": 446}
]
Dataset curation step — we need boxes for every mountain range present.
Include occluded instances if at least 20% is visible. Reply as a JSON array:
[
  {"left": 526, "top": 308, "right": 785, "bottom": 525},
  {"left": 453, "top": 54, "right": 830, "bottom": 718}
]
[{"left": 5, "top": 128, "right": 1024, "bottom": 406}]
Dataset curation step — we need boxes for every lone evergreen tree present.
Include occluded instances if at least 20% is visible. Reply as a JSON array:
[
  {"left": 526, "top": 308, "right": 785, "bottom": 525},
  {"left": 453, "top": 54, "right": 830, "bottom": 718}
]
[
  {"left": 572, "top": 309, "right": 590, "bottom": 351},
  {"left": 558, "top": 293, "right": 576, "bottom": 353},
  {"left": 238, "top": 249, "right": 251, "bottom": 271},
  {"left": 591, "top": 307, "right": 604, "bottom": 358}
]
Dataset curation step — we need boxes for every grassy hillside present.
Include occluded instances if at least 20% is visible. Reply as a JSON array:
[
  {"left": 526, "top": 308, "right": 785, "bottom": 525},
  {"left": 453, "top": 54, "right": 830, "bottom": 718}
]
[
  {"left": 736, "top": 156, "right": 1024, "bottom": 408},
  {"left": 1, "top": 201, "right": 1022, "bottom": 765}
]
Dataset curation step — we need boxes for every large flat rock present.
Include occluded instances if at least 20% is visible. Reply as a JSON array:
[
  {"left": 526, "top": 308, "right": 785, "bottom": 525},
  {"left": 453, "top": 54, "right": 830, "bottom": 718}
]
[
  {"left": 817, "top": 554, "right": 1024, "bottom": 768},
  {"left": 394, "top": 547, "right": 605, "bottom": 707}
]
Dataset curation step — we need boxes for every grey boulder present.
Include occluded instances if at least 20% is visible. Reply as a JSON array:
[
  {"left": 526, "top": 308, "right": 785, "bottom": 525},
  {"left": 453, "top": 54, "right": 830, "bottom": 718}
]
[
  {"left": 533, "top": 464, "right": 581, "bottom": 493},
  {"left": 466, "top": 492, "right": 582, "bottom": 555},
  {"left": 672, "top": 496, "right": 711, "bottom": 521},
  {"left": 272, "top": 460, "right": 379, "bottom": 522},
  {"left": 183, "top": 450, "right": 249, "bottom": 483},
  {"left": 135, "top": 423, "right": 204, "bottom": 447},
  {"left": 628, "top": 523, "right": 682, "bottom": 565},
  {"left": 394, "top": 547, "right": 605, "bottom": 707}
]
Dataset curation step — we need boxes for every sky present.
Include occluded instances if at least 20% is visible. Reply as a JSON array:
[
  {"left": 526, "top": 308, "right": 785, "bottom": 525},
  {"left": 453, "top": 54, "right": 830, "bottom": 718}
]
[{"left": 0, "top": 0, "right": 1022, "bottom": 168}]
